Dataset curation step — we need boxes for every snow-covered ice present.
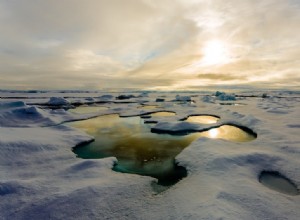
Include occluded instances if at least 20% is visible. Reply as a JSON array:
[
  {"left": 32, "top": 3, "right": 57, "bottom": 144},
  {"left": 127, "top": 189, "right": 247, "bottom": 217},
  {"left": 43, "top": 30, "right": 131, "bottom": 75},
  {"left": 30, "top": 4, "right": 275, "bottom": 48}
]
[
  {"left": 0, "top": 90, "right": 299, "bottom": 219},
  {"left": 175, "top": 95, "right": 192, "bottom": 102},
  {"left": 47, "top": 97, "right": 70, "bottom": 106}
]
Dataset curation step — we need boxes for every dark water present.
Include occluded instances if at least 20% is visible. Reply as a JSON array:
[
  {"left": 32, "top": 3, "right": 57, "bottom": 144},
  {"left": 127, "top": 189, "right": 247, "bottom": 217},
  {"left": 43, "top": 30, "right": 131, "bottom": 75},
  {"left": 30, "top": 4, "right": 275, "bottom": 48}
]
[
  {"left": 259, "top": 171, "right": 299, "bottom": 196},
  {"left": 68, "top": 114, "right": 255, "bottom": 186}
]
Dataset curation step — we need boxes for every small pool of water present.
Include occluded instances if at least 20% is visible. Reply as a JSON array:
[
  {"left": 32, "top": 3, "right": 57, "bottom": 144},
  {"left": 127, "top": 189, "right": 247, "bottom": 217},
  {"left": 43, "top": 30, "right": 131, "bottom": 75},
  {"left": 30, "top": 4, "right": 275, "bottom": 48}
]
[
  {"left": 185, "top": 115, "right": 219, "bottom": 124},
  {"left": 259, "top": 171, "right": 299, "bottom": 196},
  {"left": 69, "top": 106, "right": 108, "bottom": 114},
  {"left": 69, "top": 114, "right": 189, "bottom": 186},
  {"left": 68, "top": 115, "right": 256, "bottom": 186},
  {"left": 199, "top": 125, "right": 256, "bottom": 142},
  {"left": 150, "top": 111, "right": 176, "bottom": 117},
  {"left": 138, "top": 105, "right": 158, "bottom": 110}
]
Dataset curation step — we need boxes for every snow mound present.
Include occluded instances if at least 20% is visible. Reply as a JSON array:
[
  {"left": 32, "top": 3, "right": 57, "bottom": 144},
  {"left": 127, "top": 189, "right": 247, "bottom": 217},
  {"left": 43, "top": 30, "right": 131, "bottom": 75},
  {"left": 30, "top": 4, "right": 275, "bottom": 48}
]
[
  {"left": 201, "top": 95, "right": 214, "bottom": 103},
  {"left": 151, "top": 121, "right": 204, "bottom": 134},
  {"left": 85, "top": 97, "right": 95, "bottom": 102},
  {"left": 175, "top": 95, "right": 191, "bottom": 102},
  {"left": 0, "top": 105, "right": 52, "bottom": 127},
  {"left": 0, "top": 101, "right": 77, "bottom": 127},
  {"left": 217, "top": 93, "right": 236, "bottom": 101},
  {"left": 215, "top": 91, "right": 225, "bottom": 96},
  {"left": 99, "top": 94, "right": 114, "bottom": 101},
  {"left": 0, "top": 101, "right": 26, "bottom": 109},
  {"left": 214, "top": 91, "right": 236, "bottom": 101},
  {"left": 47, "top": 97, "right": 70, "bottom": 106},
  {"left": 138, "top": 92, "right": 149, "bottom": 97}
]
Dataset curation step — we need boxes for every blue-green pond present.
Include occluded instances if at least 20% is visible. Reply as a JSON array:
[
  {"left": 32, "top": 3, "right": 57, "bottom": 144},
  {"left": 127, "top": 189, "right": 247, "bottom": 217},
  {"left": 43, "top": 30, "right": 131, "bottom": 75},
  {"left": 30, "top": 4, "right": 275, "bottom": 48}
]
[{"left": 68, "top": 113, "right": 256, "bottom": 186}]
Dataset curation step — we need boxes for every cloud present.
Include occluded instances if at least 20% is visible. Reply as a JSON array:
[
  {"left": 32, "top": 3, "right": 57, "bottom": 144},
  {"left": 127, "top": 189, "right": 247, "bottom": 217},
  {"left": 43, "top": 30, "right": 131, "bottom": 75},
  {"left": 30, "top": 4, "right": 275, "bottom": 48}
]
[
  {"left": 0, "top": 0, "right": 299, "bottom": 90},
  {"left": 197, "top": 73, "right": 247, "bottom": 81}
]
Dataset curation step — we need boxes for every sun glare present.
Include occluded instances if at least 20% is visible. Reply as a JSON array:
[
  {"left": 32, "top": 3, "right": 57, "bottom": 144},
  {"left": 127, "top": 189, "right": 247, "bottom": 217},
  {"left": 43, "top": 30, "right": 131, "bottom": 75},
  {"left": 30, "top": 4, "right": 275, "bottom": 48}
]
[
  {"left": 201, "top": 39, "right": 230, "bottom": 66},
  {"left": 208, "top": 128, "right": 219, "bottom": 138}
]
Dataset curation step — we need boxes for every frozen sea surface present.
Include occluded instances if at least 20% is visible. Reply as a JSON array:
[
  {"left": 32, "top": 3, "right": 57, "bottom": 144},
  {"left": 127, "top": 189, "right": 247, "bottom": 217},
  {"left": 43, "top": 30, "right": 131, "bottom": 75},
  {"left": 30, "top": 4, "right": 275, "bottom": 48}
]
[{"left": 0, "top": 90, "right": 299, "bottom": 219}]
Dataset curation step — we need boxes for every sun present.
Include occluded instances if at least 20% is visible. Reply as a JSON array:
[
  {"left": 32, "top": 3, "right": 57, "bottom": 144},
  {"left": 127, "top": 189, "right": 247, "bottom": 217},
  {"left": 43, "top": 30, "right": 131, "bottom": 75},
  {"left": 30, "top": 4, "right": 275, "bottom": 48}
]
[{"left": 201, "top": 39, "right": 230, "bottom": 66}]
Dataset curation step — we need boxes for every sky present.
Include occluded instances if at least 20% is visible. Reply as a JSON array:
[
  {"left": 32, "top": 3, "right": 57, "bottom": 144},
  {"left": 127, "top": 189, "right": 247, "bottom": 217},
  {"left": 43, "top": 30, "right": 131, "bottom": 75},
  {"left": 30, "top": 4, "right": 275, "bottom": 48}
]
[{"left": 0, "top": 0, "right": 299, "bottom": 90}]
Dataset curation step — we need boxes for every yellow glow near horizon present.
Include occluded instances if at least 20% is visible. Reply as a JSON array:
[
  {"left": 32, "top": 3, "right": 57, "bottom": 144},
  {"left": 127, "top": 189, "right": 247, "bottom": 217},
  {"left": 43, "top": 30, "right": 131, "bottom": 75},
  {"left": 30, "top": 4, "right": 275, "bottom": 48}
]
[{"left": 201, "top": 39, "right": 230, "bottom": 66}]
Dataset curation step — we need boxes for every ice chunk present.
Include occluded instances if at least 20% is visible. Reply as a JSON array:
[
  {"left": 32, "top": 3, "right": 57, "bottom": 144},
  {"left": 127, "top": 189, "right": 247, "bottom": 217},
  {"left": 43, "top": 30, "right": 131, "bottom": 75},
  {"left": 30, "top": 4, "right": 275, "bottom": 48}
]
[
  {"left": 99, "top": 94, "right": 114, "bottom": 101},
  {"left": 215, "top": 91, "right": 225, "bottom": 97},
  {"left": 217, "top": 93, "right": 236, "bottom": 101},
  {"left": 201, "top": 95, "right": 214, "bottom": 103},
  {"left": 175, "top": 95, "right": 191, "bottom": 102},
  {"left": 116, "top": 94, "right": 136, "bottom": 100},
  {"left": 0, "top": 101, "right": 26, "bottom": 109},
  {"left": 47, "top": 97, "right": 70, "bottom": 106},
  {"left": 85, "top": 97, "right": 95, "bottom": 102}
]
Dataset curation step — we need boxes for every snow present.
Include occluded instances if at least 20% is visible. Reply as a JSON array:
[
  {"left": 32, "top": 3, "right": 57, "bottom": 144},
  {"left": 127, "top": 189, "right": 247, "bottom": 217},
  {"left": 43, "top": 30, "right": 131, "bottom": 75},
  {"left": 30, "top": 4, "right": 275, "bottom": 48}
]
[
  {"left": 217, "top": 93, "right": 236, "bottom": 101},
  {"left": 0, "top": 101, "right": 76, "bottom": 127},
  {"left": 47, "top": 97, "right": 70, "bottom": 106},
  {"left": 201, "top": 92, "right": 237, "bottom": 103},
  {"left": 98, "top": 94, "right": 114, "bottom": 101},
  {"left": 0, "top": 91, "right": 299, "bottom": 219},
  {"left": 175, "top": 95, "right": 192, "bottom": 102},
  {"left": 201, "top": 95, "right": 214, "bottom": 103},
  {"left": 215, "top": 91, "right": 237, "bottom": 101},
  {"left": 152, "top": 121, "right": 207, "bottom": 134}
]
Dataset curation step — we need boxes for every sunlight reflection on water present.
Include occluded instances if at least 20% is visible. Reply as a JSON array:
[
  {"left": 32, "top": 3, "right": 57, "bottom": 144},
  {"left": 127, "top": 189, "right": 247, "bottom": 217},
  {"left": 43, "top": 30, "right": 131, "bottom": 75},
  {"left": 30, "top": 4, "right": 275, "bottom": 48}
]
[
  {"left": 185, "top": 115, "right": 219, "bottom": 124},
  {"left": 68, "top": 114, "right": 255, "bottom": 186}
]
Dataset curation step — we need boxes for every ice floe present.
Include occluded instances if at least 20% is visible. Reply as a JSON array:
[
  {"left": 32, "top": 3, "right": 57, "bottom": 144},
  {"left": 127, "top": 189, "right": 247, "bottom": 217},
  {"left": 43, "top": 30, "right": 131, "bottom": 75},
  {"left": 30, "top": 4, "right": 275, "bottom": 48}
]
[{"left": 0, "top": 90, "right": 299, "bottom": 219}]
